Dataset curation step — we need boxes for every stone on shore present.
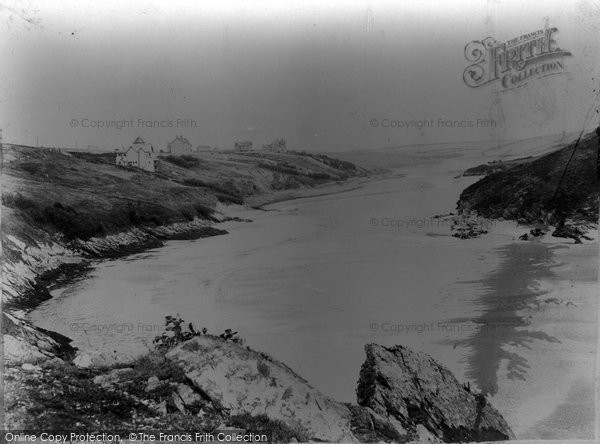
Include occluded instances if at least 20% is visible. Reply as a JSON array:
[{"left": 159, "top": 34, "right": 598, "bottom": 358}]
[{"left": 145, "top": 376, "right": 162, "bottom": 392}]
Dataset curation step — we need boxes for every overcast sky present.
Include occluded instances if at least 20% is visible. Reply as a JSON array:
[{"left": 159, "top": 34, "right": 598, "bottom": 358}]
[{"left": 1, "top": 0, "right": 599, "bottom": 151}]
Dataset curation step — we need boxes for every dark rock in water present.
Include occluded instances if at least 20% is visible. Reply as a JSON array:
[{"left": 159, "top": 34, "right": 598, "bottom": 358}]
[
  {"left": 450, "top": 214, "right": 491, "bottom": 239},
  {"left": 552, "top": 224, "right": 586, "bottom": 243},
  {"left": 519, "top": 233, "right": 529, "bottom": 241},
  {"left": 356, "top": 344, "right": 514, "bottom": 442},
  {"left": 529, "top": 228, "right": 545, "bottom": 237}
]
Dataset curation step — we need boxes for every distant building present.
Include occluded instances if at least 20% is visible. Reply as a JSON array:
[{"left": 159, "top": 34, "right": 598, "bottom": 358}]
[
  {"left": 115, "top": 136, "right": 157, "bottom": 172},
  {"left": 234, "top": 141, "right": 253, "bottom": 152},
  {"left": 195, "top": 145, "right": 213, "bottom": 152},
  {"left": 263, "top": 138, "right": 287, "bottom": 153},
  {"left": 164, "top": 135, "right": 192, "bottom": 154}
]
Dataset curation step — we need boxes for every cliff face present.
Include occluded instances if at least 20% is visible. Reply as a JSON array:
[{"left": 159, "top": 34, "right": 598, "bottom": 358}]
[
  {"left": 457, "top": 130, "right": 599, "bottom": 228},
  {"left": 356, "top": 344, "right": 514, "bottom": 442}
]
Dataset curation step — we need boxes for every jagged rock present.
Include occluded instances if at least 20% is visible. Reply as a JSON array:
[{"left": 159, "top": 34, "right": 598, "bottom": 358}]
[
  {"left": 92, "top": 368, "right": 134, "bottom": 388},
  {"left": 356, "top": 344, "right": 514, "bottom": 442},
  {"left": 530, "top": 228, "right": 545, "bottom": 237},
  {"left": 3, "top": 334, "right": 48, "bottom": 363},
  {"left": 450, "top": 214, "right": 491, "bottom": 239},
  {"left": 412, "top": 424, "right": 442, "bottom": 443},
  {"left": 157, "top": 400, "right": 168, "bottom": 415},
  {"left": 519, "top": 233, "right": 529, "bottom": 241},
  {"left": 172, "top": 383, "right": 204, "bottom": 413},
  {"left": 145, "top": 376, "right": 162, "bottom": 392},
  {"left": 166, "top": 336, "right": 358, "bottom": 442},
  {"left": 552, "top": 223, "right": 586, "bottom": 243},
  {"left": 172, "top": 392, "right": 187, "bottom": 413},
  {"left": 2, "top": 313, "right": 74, "bottom": 363},
  {"left": 347, "top": 404, "right": 409, "bottom": 442}
]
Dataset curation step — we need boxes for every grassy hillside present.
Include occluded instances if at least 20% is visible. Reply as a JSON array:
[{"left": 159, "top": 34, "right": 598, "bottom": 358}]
[
  {"left": 461, "top": 157, "right": 536, "bottom": 177},
  {"left": 457, "top": 130, "right": 599, "bottom": 227},
  {"left": 1, "top": 146, "right": 363, "bottom": 243}
]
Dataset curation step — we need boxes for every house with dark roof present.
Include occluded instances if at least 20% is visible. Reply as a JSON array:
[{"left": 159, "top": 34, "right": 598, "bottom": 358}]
[
  {"left": 164, "top": 135, "right": 192, "bottom": 154},
  {"left": 234, "top": 141, "right": 253, "bottom": 152}
]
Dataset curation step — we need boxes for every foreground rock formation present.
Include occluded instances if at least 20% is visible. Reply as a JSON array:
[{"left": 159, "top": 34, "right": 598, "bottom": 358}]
[
  {"left": 163, "top": 337, "right": 513, "bottom": 442},
  {"left": 166, "top": 336, "right": 357, "bottom": 442},
  {"left": 5, "top": 334, "right": 513, "bottom": 442},
  {"left": 357, "top": 344, "right": 515, "bottom": 442}
]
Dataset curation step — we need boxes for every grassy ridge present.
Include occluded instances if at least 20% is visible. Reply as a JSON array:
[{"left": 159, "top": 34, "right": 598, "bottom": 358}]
[
  {"left": 2, "top": 145, "right": 360, "bottom": 242},
  {"left": 457, "top": 130, "right": 599, "bottom": 226}
]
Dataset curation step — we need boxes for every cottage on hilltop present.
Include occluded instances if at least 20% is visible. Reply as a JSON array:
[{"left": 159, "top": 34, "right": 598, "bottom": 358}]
[
  {"left": 234, "top": 141, "right": 253, "bottom": 152},
  {"left": 263, "top": 138, "right": 287, "bottom": 153},
  {"left": 115, "top": 137, "right": 157, "bottom": 172},
  {"left": 164, "top": 135, "right": 192, "bottom": 154}
]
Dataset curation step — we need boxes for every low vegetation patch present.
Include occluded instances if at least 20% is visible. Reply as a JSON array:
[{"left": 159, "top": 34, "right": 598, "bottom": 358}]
[
  {"left": 68, "top": 151, "right": 116, "bottom": 165},
  {"left": 229, "top": 413, "right": 309, "bottom": 442},
  {"left": 6, "top": 362, "right": 146, "bottom": 430},
  {"left": 2, "top": 194, "right": 216, "bottom": 241},
  {"left": 163, "top": 155, "right": 201, "bottom": 169},
  {"left": 179, "top": 179, "right": 244, "bottom": 204},
  {"left": 153, "top": 315, "right": 243, "bottom": 351},
  {"left": 292, "top": 151, "right": 357, "bottom": 172}
]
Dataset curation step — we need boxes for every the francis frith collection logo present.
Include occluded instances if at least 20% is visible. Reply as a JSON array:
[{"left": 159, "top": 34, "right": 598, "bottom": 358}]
[{"left": 463, "top": 25, "right": 571, "bottom": 90}]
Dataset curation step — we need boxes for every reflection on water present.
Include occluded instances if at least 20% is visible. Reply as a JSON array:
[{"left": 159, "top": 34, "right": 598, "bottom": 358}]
[{"left": 440, "top": 242, "right": 563, "bottom": 395}]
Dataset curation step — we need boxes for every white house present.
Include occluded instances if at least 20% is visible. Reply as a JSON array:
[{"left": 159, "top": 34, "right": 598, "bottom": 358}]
[{"left": 116, "top": 137, "right": 157, "bottom": 172}]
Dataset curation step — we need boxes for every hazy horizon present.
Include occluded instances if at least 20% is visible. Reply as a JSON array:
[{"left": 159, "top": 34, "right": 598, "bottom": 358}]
[{"left": 1, "top": 1, "right": 599, "bottom": 152}]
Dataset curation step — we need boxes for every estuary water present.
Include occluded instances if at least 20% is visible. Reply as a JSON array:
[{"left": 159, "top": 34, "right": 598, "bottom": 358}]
[{"left": 29, "top": 149, "right": 598, "bottom": 438}]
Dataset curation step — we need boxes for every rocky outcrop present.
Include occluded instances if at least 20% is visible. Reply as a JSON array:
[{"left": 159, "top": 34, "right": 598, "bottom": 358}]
[
  {"left": 2, "top": 312, "right": 75, "bottom": 363},
  {"left": 551, "top": 222, "right": 594, "bottom": 243},
  {"left": 164, "top": 337, "right": 513, "bottom": 443},
  {"left": 166, "top": 336, "right": 358, "bottom": 442},
  {"left": 357, "top": 344, "right": 514, "bottom": 442},
  {"left": 449, "top": 214, "right": 493, "bottom": 239},
  {"left": 456, "top": 130, "right": 599, "bottom": 232},
  {"left": 72, "top": 220, "right": 226, "bottom": 258},
  {"left": 5, "top": 331, "right": 514, "bottom": 442}
]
